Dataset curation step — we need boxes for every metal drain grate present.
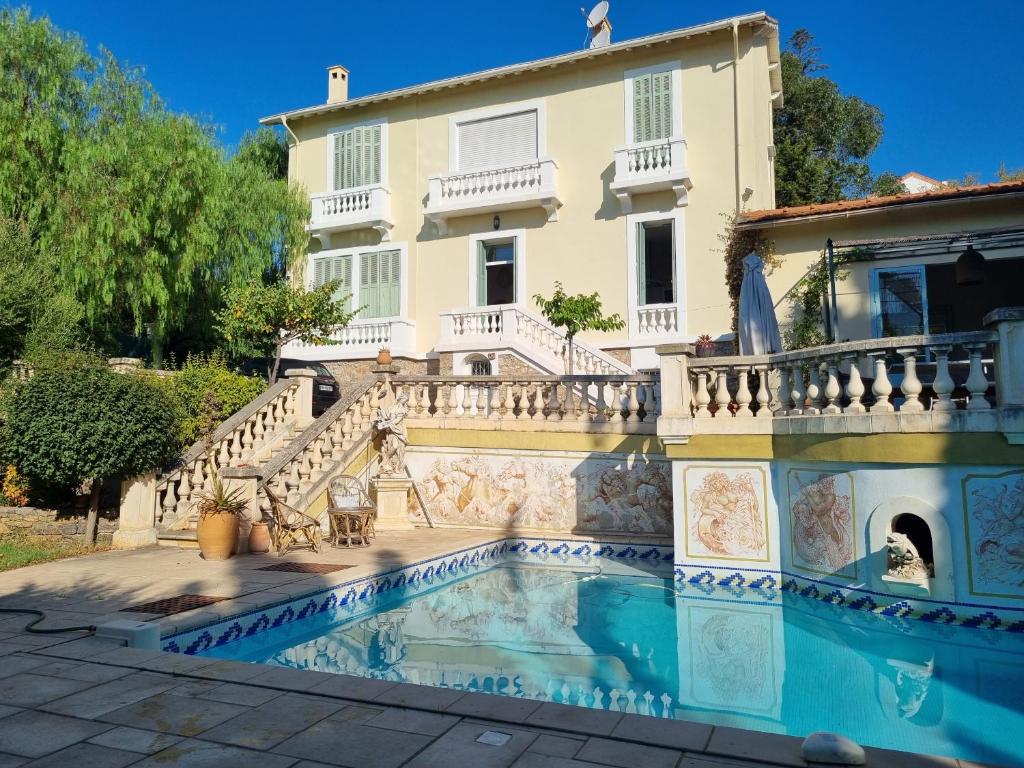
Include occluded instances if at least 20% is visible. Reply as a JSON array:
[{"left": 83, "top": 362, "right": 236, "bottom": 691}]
[
  {"left": 257, "top": 562, "right": 354, "bottom": 574},
  {"left": 123, "top": 594, "right": 228, "bottom": 616}
]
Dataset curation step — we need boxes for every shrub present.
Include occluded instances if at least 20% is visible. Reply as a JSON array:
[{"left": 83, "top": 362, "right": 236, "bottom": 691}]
[
  {"left": 1, "top": 465, "right": 29, "bottom": 506},
  {"left": 160, "top": 352, "right": 265, "bottom": 447},
  {"left": 0, "top": 361, "right": 179, "bottom": 540}
]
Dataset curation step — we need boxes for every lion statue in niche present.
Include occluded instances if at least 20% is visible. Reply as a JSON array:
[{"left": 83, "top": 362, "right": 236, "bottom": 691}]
[{"left": 886, "top": 532, "right": 934, "bottom": 579}]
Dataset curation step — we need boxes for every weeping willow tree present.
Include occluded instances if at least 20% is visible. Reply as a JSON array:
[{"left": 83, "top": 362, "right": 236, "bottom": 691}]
[{"left": 1, "top": 8, "right": 308, "bottom": 365}]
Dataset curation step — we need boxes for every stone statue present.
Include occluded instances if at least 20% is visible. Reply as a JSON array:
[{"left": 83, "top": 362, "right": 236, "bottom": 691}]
[
  {"left": 886, "top": 532, "right": 933, "bottom": 579},
  {"left": 373, "top": 392, "right": 410, "bottom": 476}
]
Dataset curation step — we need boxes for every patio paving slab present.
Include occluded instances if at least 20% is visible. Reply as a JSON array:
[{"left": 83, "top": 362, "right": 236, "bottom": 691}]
[
  {"left": 198, "top": 692, "right": 343, "bottom": 749},
  {"left": 403, "top": 721, "right": 538, "bottom": 768},
  {"left": 526, "top": 734, "right": 585, "bottom": 759},
  {"left": 609, "top": 713, "right": 713, "bottom": 752},
  {"left": 510, "top": 753, "right": 605, "bottom": 768},
  {"left": 0, "top": 655, "right": 48, "bottom": 679},
  {"left": 0, "top": 710, "right": 112, "bottom": 758},
  {"left": 446, "top": 691, "right": 544, "bottom": 723},
  {"left": 0, "top": 672, "right": 96, "bottom": 707},
  {"left": 365, "top": 706, "right": 460, "bottom": 737},
  {"left": 27, "top": 659, "right": 134, "bottom": 683},
  {"left": 0, "top": 708, "right": 20, "bottom": 723},
  {"left": 575, "top": 736, "right": 681, "bottom": 768},
  {"left": 19, "top": 742, "right": 140, "bottom": 768},
  {"left": 195, "top": 681, "right": 283, "bottom": 706},
  {"left": 39, "top": 672, "right": 180, "bottom": 719},
  {"left": 524, "top": 703, "right": 623, "bottom": 737},
  {"left": 131, "top": 738, "right": 297, "bottom": 767},
  {"left": 0, "top": 754, "right": 26, "bottom": 768},
  {"left": 87, "top": 726, "right": 184, "bottom": 754},
  {"left": 273, "top": 717, "right": 433, "bottom": 768},
  {"left": 99, "top": 690, "right": 249, "bottom": 737}
]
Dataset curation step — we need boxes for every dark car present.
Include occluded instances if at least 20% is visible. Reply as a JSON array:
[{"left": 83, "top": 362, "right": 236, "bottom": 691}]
[{"left": 237, "top": 358, "right": 340, "bottom": 417}]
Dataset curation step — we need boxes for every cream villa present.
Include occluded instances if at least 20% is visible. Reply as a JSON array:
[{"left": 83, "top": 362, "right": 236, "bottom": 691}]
[{"left": 261, "top": 12, "right": 782, "bottom": 374}]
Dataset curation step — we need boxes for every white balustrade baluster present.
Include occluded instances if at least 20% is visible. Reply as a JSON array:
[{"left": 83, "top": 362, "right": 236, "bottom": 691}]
[
  {"left": 286, "top": 461, "right": 301, "bottom": 505},
  {"left": 594, "top": 381, "right": 609, "bottom": 422},
  {"left": 869, "top": 352, "right": 894, "bottom": 413},
  {"left": 577, "top": 380, "right": 592, "bottom": 422},
  {"left": 897, "top": 348, "right": 924, "bottom": 412},
  {"left": 964, "top": 343, "right": 992, "bottom": 410},
  {"left": 609, "top": 381, "right": 625, "bottom": 423},
  {"left": 446, "top": 384, "right": 458, "bottom": 417},
  {"left": 755, "top": 366, "right": 772, "bottom": 418},
  {"left": 735, "top": 368, "right": 752, "bottom": 417},
  {"left": 714, "top": 369, "right": 731, "bottom": 418},
  {"left": 476, "top": 383, "right": 487, "bottom": 417},
  {"left": 626, "top": 383, "right": 641, "bottom": 423},
  {"left": 806, "top": 363, "right": 822, "bottom": 415},
  {"left": 341, "top": 410, "right": 354, "bottom": 449},
  {"left": 546, "top": 383, "right": 562, "bottom": 420},
  {"left": 693, "top": 372, "right": 711, "bottom": 418},
  {"left": 563, "top": 382, "right": 578, "bottom": 420},
  {"left": 822, "top": 360, "right": 842, "bottom": 414},
  {"left": 642, "top": 382, "right": 657, "bottom": 422},
  {"left": 930, "top": 345, "right": 955, "bottom": 411},
  {"left": 775, "top": 366, "right": 791, "bottom": 415},
  {"left": 789, "top": 364, "right": 806, "bottom": 416},
  {"left": 843, "top": 355, "right": 866, "bottom": 413},
  {"left": 531, "top": 384, "right": 546, "bottom": 421},
  {"left": 501, "top": 383, "right": 515, "bottom": 419},
  {"left": 488, "top": 383, "right": 500, "bottom": 417}
]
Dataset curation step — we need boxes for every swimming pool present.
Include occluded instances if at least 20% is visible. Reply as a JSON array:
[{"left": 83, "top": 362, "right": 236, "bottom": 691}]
[{"left": 194, "top": 560, "right": 1024, "bottom": 765}]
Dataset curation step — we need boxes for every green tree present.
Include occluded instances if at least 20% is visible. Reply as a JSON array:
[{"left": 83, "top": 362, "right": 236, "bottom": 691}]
[
  {"left": 217, "top": 279, "right": 357, "bottom": 383},
  {"left": 872, "top": 172, "right": 906, "bottom": 197},
  {"left": 532, "top": 282, "right": 625, "bottom": 374},
  {"left": 236, "top": 127, "right": 290, "bottom": 181},
  {"left": 0, "top": 359, "right": 179, "bottom": 542},
  {"left": 774, "top": 29, "right": 886, "bottom": 207}
]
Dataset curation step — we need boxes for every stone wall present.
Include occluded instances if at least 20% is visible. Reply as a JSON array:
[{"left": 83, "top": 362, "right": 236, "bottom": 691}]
[
  {"left": 323, "top": 357, "right": 437, "bottom": 382},
  {"left": 0, "top": 507, "right": 118, "bottom": 545},
  {"left": 496, "top": 353, "right": 545, "bottom": 377}
]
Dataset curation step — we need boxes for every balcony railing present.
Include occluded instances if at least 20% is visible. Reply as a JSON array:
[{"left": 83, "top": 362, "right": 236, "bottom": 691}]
[
  {"left": 636, "top": 304, "right": 680, "bottom": 337},
  {"left": 282, "top": 318, "right": 416, "bottom": 361},
  {"left": 657, "top": 307, "right": 1024, "bottom": 442},
  {"left": 610, "top": 137, "right": 691, "bottom": 213},
  {"left": 309, "top": 185, "right": 394, "bottom": 241},
  {"left": 424, "top": 159, "right": 561, "bottom": 235}
]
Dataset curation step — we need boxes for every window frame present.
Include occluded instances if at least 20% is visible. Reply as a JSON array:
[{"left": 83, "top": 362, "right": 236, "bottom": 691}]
[
  {"left": 448, "top": 99, "right": 547, "bottom": 174},
  {"left": 307, "top": 241, "right": 409, "bottom": 321},
  {"left": 870, "top": 265, "right": 929, "bottom": 339},
  {"left": 324, "top": 116, "right": 389, "bottom": 192},
  {"left": 625, "top": 208, "right": 686, "bottom": 338},
  {"left": 623, "top": 61, "right": 683, "bottom": 145},
  {"left": 468, "top": 228, "right": 527, "bottom": 307}
]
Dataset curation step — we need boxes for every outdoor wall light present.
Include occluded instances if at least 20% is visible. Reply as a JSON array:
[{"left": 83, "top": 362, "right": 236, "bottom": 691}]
[
  {"left": 493, "top": 215, "right": 501, "bottom": 230},
  {"left": 955, "top": 244, "right": 986, "bottom": 286}
]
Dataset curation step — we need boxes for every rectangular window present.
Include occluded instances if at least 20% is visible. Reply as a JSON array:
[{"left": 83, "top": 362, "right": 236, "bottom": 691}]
[
  {"left": 477, "top": 239, "right": 516, "bottom": 306},
  {"left": 332, "top": 124, "right": 382, "bottom": 190},
  {"left": 311, "top": 254, "right": 353, "bottom": 312},
  {"left": 457, "top": 110, "right": 538, "bottom": 172},
  {"left": 871, "top": 266, "right": 928, "bottom": 337},
  {"left": 632, "top": 70, "right": 673, "bottom": 143},
  {"left": 359, "top": 249, "right": 401, "bottom": 319},
  {"left": 637, "top": 221, "right": 675, "bottom": 305}
]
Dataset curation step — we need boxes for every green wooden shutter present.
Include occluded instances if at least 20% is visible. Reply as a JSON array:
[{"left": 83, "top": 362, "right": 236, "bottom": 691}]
[
  {"left": 369, "top": 125, "right": 381, "bottom": 185},
  {"left": 360, "top": 251, "right": 381, "bottom": 318},
  {"left": 651, "top": 71, "right": 672, "bottom": 140},
  {"left": 313, "top": 257, "right": 327, "bottom": 288},
  {"left": 637, "top": 223, "right": 648, "bottom": 306},
  {"left": 633, "top": 73, "right": 654, "bottom": 142},
  {"left": 352, "top": 128, "right": 365, "bottom": 188},
  {"left": 331, "top": 255, "right": 353, "bottom": 312},
  {"left": 378, "top": 249, "right": 400, "bottom": 317}
]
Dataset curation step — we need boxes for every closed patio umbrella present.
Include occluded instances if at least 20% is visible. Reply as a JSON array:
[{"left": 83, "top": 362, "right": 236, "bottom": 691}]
[{"left": 738, "top": 252, "right": 783, "bottom": 355}]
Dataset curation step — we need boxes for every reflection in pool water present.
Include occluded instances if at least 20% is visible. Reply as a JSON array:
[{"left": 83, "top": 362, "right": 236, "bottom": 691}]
[{"left": 203, "top": 565, "right": 1024, "bottom": 765}]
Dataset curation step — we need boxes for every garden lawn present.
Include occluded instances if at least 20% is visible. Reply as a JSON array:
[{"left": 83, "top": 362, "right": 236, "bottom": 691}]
[{"left": 0, "top": 534, "right": 102, "bottom": 572}]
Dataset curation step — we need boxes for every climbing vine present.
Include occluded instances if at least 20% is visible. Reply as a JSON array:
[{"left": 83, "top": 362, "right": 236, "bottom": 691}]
[{"left": 720, "top": 214, "right": 780, "bottom": 341}]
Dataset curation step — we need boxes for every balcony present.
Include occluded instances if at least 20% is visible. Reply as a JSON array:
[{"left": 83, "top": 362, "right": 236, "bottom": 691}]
[
  {"left": 309, "top": 185, "right": 394, "bottom": 242},
  {"left": 610, "top": 137, "right": 692, "bottom": 213},
  {"left": 282, "top": 318, "right": 416, "bottom": 361},
  {"left": 424, "top": 159, "right": 561, "bottom": 235},
  {"left": 636, "top": 304, "right": 681, "bottom": 337}
]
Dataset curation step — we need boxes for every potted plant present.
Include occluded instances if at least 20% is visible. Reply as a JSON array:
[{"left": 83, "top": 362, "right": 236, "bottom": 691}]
[
  {"left": 376, "top": 347, "right": 392, "bottom": 366},
  {"left": 195, "top": 465, "right": 245, "bottom": 560},
  {"left": 695, "top": 333, "right": 716, "bottom": 358}
]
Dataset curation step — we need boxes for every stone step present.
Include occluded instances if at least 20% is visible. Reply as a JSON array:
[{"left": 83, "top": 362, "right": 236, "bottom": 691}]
[{"left": 157, "top": 529, "right": 199, "bottom": 549}]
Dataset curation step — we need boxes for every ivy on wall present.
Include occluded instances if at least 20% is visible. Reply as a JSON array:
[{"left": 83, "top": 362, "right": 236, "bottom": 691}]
[{"left": 720, "top": 215, "right": 781, "bottom": 345}]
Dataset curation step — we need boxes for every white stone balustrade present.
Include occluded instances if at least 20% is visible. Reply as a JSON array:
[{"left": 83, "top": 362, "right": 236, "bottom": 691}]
[
  {"left": 424, "top": 159, "right": 561, "bottom": 235},
  {"left": 438, "top": 304, "right": 631, "bottom": 376},
  {"left": 610, "top": 137, "right": 691, "bottom": 213},
  {"left": 636, "top": 304, "right": 679, "bottom": 337},
  {"left": 655, "top": 324, "right": 1024, "bottom": 441},
  {"left": 391, "top": 374, "right": 659, "bottom": 434},
  {"left": 309, "top": 185, "right": 393, "bottom": 241},
  {"left": 283, "top": 319, "right": 417, "bottom": 361}
]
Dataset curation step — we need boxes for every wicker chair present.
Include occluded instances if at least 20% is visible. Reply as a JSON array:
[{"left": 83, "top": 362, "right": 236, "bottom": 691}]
[
  {"left": 263, "top": 485, "right": 323, "bottom": 556},
  {"left": 327, "top": 475, "right": 376, "bottom": 548}
]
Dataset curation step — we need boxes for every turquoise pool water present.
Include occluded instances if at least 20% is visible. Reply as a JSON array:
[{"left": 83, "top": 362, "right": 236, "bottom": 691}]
[{"left": 201, "top": 564, "right": 1024, "bottom": 765}]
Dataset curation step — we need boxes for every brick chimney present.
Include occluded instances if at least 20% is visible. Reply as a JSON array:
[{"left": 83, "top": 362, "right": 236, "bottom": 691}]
[{"left": 327, "top": 65, "right": 349, "bottom": 104}]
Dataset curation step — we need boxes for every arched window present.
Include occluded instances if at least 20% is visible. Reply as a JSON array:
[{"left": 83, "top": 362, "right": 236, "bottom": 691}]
[
  {"left": 892, "top": 513, "right": 933, "bottom": 567},
  {"left": 468, "top": 357, "right": 492, "bottom": 376}
]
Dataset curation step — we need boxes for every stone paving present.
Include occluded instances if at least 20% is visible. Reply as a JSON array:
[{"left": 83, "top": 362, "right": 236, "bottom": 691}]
[{"left": 0, "top": 532, "right": 979, "bottom": 767}]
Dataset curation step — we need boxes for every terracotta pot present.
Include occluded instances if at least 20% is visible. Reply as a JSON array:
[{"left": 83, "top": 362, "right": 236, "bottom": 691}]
[
  {"left": 247, "top": 521, "right": 271, "bottom": 554},
  {"left": 376, "top": 348, "right": 392, "bottom": 365},
  {"left": 197, "top": 513, "right": 239, "bottom": 560}
]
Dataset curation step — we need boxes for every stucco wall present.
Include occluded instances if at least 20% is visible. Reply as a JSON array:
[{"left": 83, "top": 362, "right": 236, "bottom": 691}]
[{"left": 287, "top": 24, "right": 778, "bottom": 357}]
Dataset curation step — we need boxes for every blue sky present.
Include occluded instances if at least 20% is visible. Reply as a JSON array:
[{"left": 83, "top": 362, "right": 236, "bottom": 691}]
[{"left": 22, "top": 1, "right": 1023, "bottom": 182}]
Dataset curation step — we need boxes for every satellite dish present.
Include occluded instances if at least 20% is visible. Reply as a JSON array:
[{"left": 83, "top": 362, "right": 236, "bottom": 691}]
[{"left": 581, "top": 2, "right": 612, "bottom": 49}]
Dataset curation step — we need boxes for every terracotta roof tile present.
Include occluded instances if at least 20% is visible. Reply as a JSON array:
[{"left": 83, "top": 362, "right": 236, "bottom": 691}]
[{"left": 738, "top": 180, "right": 1024, "bottom": 226}]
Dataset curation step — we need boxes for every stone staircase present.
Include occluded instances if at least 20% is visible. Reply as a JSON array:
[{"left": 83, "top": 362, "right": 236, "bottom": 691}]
[
  {"left": 151, "top": 370, "right": 384, "bottom": 547},
  {"left": 437, "top": 304, "right": 633, "bottom": 376}
]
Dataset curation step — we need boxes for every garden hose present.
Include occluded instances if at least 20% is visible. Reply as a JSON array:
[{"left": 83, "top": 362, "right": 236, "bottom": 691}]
[{"left": 0, "top": 607, "right": 96, "bottom": 635}]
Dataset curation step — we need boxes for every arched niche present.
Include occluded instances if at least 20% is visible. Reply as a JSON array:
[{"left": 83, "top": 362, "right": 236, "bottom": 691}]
[{"left": 866, "top": 496, "right": 954, "bottom": 602}]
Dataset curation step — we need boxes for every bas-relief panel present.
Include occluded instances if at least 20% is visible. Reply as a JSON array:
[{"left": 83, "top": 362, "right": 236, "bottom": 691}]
[
  {"left": 787, "top": 469, "right": 857, "bottom": 579},
  {"left": 683, "top": 466, "right": 769, "bottom": 562},
  {"left": 962, "top": 469, "right": 1024, "bottom": 599},
  {"left": 405, "top": 451, "right": 673, "bottom": 535}
]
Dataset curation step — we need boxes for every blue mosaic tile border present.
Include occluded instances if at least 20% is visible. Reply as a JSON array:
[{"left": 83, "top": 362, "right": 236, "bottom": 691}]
[
  {"left": 674, "top": 562, "right": 1024, "bottom": 633},
  {"left": 162, "top": 537, "right": 673, "bottom": 655}
]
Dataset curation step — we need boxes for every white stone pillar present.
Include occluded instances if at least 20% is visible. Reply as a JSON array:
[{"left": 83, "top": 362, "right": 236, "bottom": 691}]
[
  {"left": 371, "top": 476, "right": 415, "bottom": 530},
  {"left": 283, "top": 368, "right": 317, "bottom": 423},
  {"left": 113, "top": 473, "right": 158, "bottom": 549}
]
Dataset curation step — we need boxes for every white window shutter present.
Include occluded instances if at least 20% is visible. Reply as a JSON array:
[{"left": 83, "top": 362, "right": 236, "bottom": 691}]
[
  {"left": 313, "top": 258, "right": 326, "bottom": 288},
  {"left": 457, "top": 110, "right": 538, "bottom": 172}
]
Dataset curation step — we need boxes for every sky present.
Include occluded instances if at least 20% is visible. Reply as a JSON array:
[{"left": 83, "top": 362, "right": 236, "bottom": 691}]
[{"left": 20, "top": 0, "right": 1023, "bottom": 183}]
